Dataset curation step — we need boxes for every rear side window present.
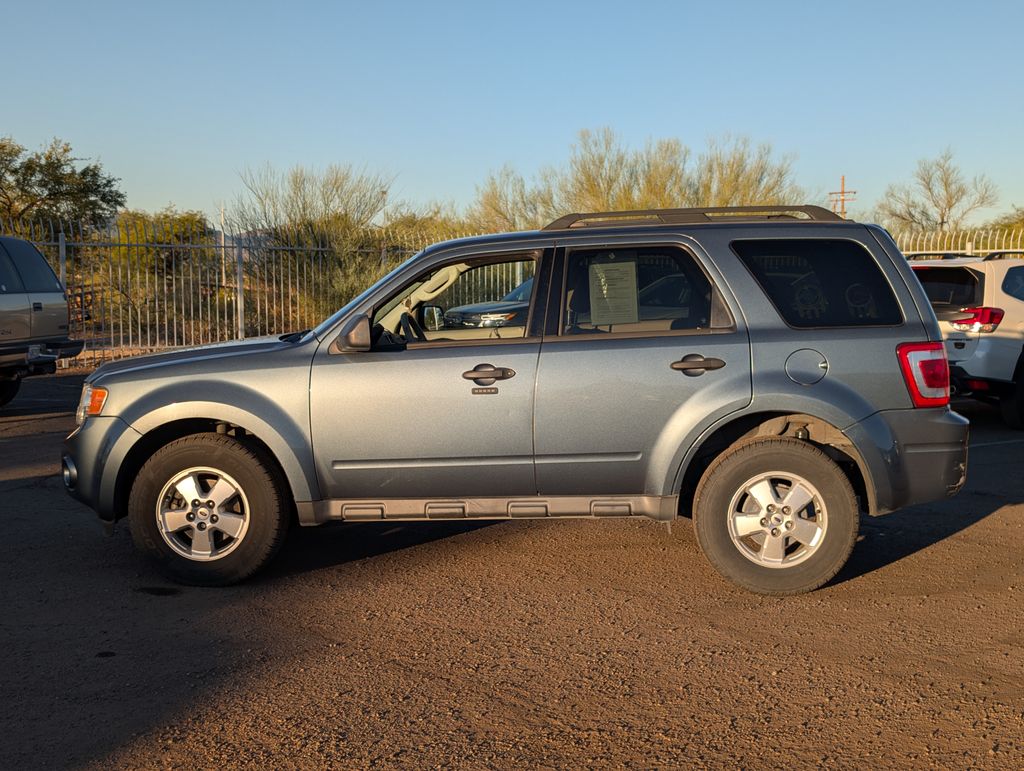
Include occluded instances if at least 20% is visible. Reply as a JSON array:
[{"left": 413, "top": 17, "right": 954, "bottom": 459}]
[
  {"left": 732, "top": 239, "right": 903, "bottom": 327},
  {"left": 0, "top": 249, "right": 24, "bottom": 294},
  {"left": 562, "top": 245, "right": 725, "bottom": 335},
  {"left": 1, "top": 239, "right": 61, "bottom": 292},
  {"left": 1002, "top": 266, "right": 1024, "bottom": 301},
  {"left": 913, "top": 266, "right": 983, "bottom": 307}
]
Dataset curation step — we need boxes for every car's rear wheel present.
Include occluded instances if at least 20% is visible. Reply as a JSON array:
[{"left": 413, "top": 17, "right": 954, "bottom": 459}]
[
  {"left": 0, "top": 378, "right": 20, "bottom": 407},
  {"left": 693, "top": 438, "right": 859, "bottom": 595},
  {"left": 128, "top": 434, "right": 289, "bottom": 585}
]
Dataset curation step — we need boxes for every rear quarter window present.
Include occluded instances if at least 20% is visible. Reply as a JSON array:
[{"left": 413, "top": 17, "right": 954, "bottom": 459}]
[
  {"left": 731, "top": 239, "right": 903, "bottom": 327},
  {"left": 1002, "top": 266, "right": 1024, "bottom": 302},
  {"left": 1, "top": 239, "right": 62, "bottom": 293}
]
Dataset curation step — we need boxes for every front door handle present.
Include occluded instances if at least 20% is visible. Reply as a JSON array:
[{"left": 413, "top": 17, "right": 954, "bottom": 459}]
[
  {"left": 32, "top": 302, "right": 43, "bottom": 312},
  {"left": 671, "top": 354, "right": 726, "bottom": 377},
  {"left": 462, "top": 363, "right": 516, "bottom": 386}
]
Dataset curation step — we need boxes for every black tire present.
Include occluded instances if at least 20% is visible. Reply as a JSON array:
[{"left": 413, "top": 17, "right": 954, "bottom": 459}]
[
  {"left": 999, "top": 385, "right": 1024, "bottom": 430},
  {"left": 128, "top": 433, "right": 289, "bottom": 585},
  {"left": 693, "top": 438, "right": 859, "bottom": 595},
  {"left": 0, "top": 379, "right": 20, "bottom": 408}
]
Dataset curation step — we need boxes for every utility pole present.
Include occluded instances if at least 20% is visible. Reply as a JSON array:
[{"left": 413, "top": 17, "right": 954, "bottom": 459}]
[{"left": 829, "top": 176, "right": 857, "bottom": 219}]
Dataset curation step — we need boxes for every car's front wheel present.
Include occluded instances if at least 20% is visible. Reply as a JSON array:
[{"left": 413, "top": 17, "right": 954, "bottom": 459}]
[
  {"left": 693, "top": 438, "right": 859, "bottom": 595},
  {"left": 128, "top": 434, "right": 289, "bottom": 585}
]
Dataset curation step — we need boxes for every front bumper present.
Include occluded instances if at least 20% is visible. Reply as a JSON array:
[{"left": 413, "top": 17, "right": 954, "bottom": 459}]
[
  {"left": 63, "top": 415, "right": 141, "bottom": 522},
  {"left": 844, "top": 407, "right": 969, "bottom": 515}
]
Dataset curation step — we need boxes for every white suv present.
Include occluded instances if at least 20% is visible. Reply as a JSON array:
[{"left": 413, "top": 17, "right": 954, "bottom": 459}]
[{"left": 910, "top": 252, "right": 1024, "bottom": 427}]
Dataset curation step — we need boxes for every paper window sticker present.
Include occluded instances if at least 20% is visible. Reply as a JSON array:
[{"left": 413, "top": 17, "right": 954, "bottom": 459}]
[{"left": 588, "top": 261, "right": 639, "bottom": 326}]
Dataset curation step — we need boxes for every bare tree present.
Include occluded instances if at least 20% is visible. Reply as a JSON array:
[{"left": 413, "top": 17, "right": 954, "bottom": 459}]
[
  {"left": 465, "top": 165, "right": 547, "bottom": 233},
  {"left": 878, "top": 149, "right": 998, "bottom": 231},
  {"left": 687, "top": 136, "right": 802, "bottom": 207},
  {"left": 231, "top": 163, "right": 392, "bottom": 241},
  {"left": 466, "top": 129, "right": 801, "bottom": 231}
]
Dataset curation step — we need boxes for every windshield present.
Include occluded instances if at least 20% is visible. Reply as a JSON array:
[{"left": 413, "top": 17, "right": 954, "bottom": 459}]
[
  {"left": 502, "top": 277, "right": 534, "bottom": 302},
  {"left": 311, "top": 252, "right": 422, "bottom": 339}
]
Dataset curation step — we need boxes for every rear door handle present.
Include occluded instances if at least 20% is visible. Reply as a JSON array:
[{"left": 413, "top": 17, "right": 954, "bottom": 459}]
[
  {"left": 671, "top": 354, "right": 726, "bottom": 376},
  {"left": 462, "top": 363, "right": 516, "bottom": 385}
]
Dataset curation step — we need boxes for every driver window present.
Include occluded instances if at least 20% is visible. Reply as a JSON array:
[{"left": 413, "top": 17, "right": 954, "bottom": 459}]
[{"left": 372, "top": 252, "right": 538, "bottom": 346}]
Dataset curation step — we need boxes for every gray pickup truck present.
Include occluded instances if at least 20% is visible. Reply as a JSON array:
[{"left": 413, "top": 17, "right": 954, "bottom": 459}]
[
  {"left": 0, "top": 236, "right": 82, "bottom": 406},
  {"left": 62, "top": 206, "right": 969, "bottom": 594}
]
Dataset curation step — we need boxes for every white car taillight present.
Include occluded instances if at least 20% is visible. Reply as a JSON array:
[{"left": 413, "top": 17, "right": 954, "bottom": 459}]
[
  {"left": 896, "top": 342, "right": 950, "bottom": 408},
  {"left": 950, "top": 306, "right": 1004, "bottom": 333}
]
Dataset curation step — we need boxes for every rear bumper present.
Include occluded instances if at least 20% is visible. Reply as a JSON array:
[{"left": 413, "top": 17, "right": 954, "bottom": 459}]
[
  {"left": 949, "top": 365, "right": 1014, "bottom": 398},
  {"left": 844, "top": 407, "right": 968, "bottom": 515},
  {"left": 948, "top": 336, "right": 1019, "bottom": 384},
  {"left": 0, "top": 337, "right": 84, "bottom": 373}
]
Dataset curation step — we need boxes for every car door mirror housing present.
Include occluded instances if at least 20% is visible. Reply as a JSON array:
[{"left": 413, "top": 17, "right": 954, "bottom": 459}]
[
  {"left": 422, "top": 305, "right": 443, "bottom": 331},
  {"left": 337, "top": 313, "right": 372, "bottom": 352}
]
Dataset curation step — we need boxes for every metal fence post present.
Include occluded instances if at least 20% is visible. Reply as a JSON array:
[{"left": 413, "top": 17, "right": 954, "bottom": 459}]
[
  {"left": 58, "top": 230, "right": 67, "bottom": 286},
  {"left": 235, "top": 242, "right": 245, "bottom": 339}
]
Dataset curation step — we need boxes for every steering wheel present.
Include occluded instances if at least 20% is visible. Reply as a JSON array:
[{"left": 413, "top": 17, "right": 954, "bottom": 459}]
[{"left": 399, "top": 312, "right": 427, "bottom": 343}]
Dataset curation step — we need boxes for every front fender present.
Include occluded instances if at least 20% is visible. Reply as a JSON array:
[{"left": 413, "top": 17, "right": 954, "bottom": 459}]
[{"left": 122, "top": 381, "right": 318, "bottom": 504}]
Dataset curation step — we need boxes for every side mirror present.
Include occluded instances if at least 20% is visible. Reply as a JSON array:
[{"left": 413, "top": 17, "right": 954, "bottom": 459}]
[
  {"left": 422, "top": 305, "right": 444, "bottom": 332},
  {"left": 337, "top": 313, "right": 371, "bottom": 352}
]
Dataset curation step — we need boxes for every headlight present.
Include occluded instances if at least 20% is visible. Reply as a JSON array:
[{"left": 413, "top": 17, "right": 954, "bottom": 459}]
[
  {"left": 479, "top": 312, "right": 517, "bottom": 327},
  {"left": 76, "top": 384, "right": 108, "bottom": 425}
]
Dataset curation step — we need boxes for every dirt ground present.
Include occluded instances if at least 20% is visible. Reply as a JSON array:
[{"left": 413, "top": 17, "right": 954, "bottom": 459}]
[{"left": 0, "top": 373, "right": 1021, "bottom": 769}]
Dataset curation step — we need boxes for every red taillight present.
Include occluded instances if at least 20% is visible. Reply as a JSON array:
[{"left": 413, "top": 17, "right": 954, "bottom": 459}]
[
  {"left": 897, "top": 342, "right": 950, "bottom": 408},
  {"left": 951, "top": 306, "right": 1004, "bottom": 333}
]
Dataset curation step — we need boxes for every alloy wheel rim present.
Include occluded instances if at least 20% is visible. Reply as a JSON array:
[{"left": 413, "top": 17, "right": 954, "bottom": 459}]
[
  {"left": 726, "top": 471, "right": 827, "bottom": 569},
  {"left": 155, "top": 466, "right": 250, "bottom": 561}
]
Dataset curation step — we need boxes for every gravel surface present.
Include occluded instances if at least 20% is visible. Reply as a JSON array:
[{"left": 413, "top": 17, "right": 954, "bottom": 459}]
[{"left": 0, "top": 373, "right": 1022, "bottom": 768}]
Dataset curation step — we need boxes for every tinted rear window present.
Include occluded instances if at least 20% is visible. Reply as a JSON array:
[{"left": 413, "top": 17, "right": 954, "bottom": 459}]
[
  {"left": 732, "top": 239, "right": 903, "bottom": 327},
  {"left": 1, "top": 239, "right": 61, "bottom": 292},
  {"left": 912, "top": 266, "right": 983, "bottom": 307}
]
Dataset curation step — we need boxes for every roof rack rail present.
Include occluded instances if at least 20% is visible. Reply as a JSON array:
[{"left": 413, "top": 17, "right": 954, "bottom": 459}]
[
  {"left": 983, "top": 250, "right": 1024, "bottom": 261},
  {"left": 542, "top": 205, "right": 844, "bottom": 230},
  {"left": 905, "top": 252, "right": 976, "bottom": 261}
]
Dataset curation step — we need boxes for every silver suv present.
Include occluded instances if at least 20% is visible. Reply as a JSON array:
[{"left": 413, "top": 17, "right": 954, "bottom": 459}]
[
  {"left": 910, "top": 252, "right": 1024, "bottom": 427},
  {"left": 0, "top": 236, "right": 82, "bottom": 406},
  {"left": 62, "top": 207, "right": 969, "bottom": 594}
]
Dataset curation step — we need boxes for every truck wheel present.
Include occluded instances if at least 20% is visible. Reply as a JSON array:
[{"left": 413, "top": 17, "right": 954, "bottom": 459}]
[
  {"left": 693, "top": 438, "right": 859, "bottom": 595},
  {"left": 128, "top": 434, "right": 289, "bottom": 585},
  {"left": 0, "top": 379, "right": 20, "bottom": 407},
  {"left": 999, "top": 384, "right": 1024, "bottom": 430}
]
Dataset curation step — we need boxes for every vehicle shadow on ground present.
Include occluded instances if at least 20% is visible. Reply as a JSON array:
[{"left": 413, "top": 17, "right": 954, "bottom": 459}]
[
  {"left": 264, "top": 520, "right": 499, "bottom": 581},
  {"left": 832, "top": 400, "right": 1022, "bottom": 587},
  {"left": 0, "top": 372, "right": 84, "bottom": 419}
]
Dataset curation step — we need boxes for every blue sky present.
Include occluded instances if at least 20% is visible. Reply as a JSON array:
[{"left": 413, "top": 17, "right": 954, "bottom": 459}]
[{"left": 6, "top": 0, "right": 1023, "bottom": 223}]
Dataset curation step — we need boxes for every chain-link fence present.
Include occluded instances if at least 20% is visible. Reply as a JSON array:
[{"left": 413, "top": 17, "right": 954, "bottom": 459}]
[{"left": 3, "top": 217, "right": 1022, "bottom": 366}]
